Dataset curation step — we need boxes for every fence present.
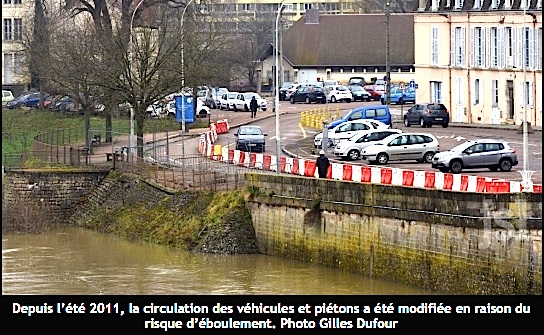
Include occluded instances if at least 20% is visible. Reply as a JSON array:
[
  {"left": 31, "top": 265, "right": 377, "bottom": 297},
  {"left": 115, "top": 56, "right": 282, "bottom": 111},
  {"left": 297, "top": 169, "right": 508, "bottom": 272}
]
[{"left": 3, "top": 127, "right": 255, "bottom": 192}]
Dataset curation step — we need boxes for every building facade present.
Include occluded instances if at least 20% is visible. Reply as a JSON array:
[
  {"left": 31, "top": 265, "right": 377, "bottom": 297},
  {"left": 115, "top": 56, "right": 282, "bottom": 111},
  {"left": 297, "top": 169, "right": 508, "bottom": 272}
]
[
  {"left": 414, "top": 0, "right": 542, "bottom": 126},
  {"left": 2, "top": 0, "right": 33, "bottom": 96}
]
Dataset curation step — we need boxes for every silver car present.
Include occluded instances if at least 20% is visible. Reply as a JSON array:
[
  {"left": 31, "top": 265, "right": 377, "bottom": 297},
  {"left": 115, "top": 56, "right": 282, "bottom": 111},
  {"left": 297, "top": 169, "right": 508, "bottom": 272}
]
[
  {"left": 361, "top": 132, "right": 439, "bottom": 164},
  {"left": 432, "top": 139, "right": 518, "bottom": 174},
  {"left": 334, "top": 129, "right": 403, "bottom": 160}
]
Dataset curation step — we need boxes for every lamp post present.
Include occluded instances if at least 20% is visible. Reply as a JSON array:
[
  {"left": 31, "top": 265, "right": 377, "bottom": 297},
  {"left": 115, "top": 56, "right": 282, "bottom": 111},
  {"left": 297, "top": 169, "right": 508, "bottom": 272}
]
[
  {"left": 275, "top": 1, "right": 285, "bottom": 174},
  {"left": 129, "top": 0, "right": 146, "bottom": 162},
  {"left": 519, "top": 3, "right": 533, "bottom": 191},
  {"left": 385, "top": 1, "right": 391, "bottom": 107},
  {"left": 180, "top": 0, "right": 195, "bottom": 162}
]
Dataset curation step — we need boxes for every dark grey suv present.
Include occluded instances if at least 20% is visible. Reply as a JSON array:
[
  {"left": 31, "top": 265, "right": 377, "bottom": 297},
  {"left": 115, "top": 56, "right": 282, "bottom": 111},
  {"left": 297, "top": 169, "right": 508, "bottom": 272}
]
[
  {"left": 235, "top": 125, "right": 267, "bottom": 153},
  {"left": 403, "top": 103, "right": 449, "bottom": 128}
]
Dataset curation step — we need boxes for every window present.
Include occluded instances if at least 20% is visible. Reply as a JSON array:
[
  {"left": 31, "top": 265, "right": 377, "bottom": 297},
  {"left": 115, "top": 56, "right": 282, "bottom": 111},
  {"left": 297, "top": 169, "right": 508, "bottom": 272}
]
[
  {"left": 504, "top": 0, "right": 512, "bottom": 8},
  {"left": 14, "top": 52, "right": 23, "bottom": 74},
  {"left": 241, "top": 4, "right": 250, "bottom": 11},
  {"left": 491, "top": 0, "right": 499, "bottom": 8},
  {"left": 430, "top": 82, "right": 442, "bottom": 103},
  {"left": 474, "top": 79, "right": 480, "bottom": 105},
  {"left": 304, "top": 3, "right": 313, "bottom": 10},
  {"left": 490, "top": 27, "right": 498, "bottom": 67},
  {"left": 3, "top": 19, "right": 12, "bottom": 40},
  {"left": 431, "top": 26, "right": 439, "bottom": 65},
  {"left": 523, "top": 81, "right": 533, "bottom": 106},
  {"left": 454, "top": 0, "right": 463, "bottom": 9},
  {"left": 491, "top": 79, "right": 499, "bottom": 107},
  {"left": 431, "top": 0, "right": 438, "bottom": 10},
  {"left": 523, "top": 27, "right": 532, "bottom": 68},
  {"left": 451, "top": 27, "right": 466, "bottom": 66},
  {"left": 473, "top": 0, "right": 481, "bottom": 8},
  {"left": 505, "top": 27, "right": 514, "bottom": 67},
  {"left": 284, "top": 4, "right": 294, "bottom": 12},
  {"left": 521, "top": 0, "right": 529, "bottom": 9},
  {"left": 14, "top": 18, "right": 22, "bottom": 40},
  {"left": 473, "top": 27, "right": 484, "bottom": 67}
]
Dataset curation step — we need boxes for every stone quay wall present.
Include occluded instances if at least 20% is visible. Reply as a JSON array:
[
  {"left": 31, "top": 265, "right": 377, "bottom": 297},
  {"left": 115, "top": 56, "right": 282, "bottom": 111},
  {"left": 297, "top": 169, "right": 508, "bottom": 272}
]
[{"left": 244, "top": 173, "right": 542, "bottom": 295}]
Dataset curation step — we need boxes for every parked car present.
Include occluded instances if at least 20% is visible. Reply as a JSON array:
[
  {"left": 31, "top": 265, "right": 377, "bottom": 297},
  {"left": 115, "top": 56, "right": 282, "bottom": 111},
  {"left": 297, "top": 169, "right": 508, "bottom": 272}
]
[
  {"left": 232, "top": 92, "right": 267, "bottom": 112},
  {"left": 284, "top": 83, "right": 317, "bottom": 101},
  {"left": 364, "top": 84, "right": 386, "bottom": 101},
  {"left": 290, "top": 86, "right": 326, "bottom": 104},
  {"left": 348, "top": 85, "right": 371, "bottom": 102},
  {"left": 148, "top": 99, "right": 210, "bottom": 118},
  {"left": 2, "top": 89, "right": 14, "bottom": 107},
  {"left": 334, "top": 129, "right": 403, "bottom": 160},
  {"left": 196, "top": 89, "right": 207, "bottom": 104},
  {"left": 403, "top": 102, "right": 449, "bottom": 128},
  {"left": 279, "top": 82, "right": 297, "bottom": 101},
  {"left": 314, "top": 119, "right": 390, "bottom": 148},
  {"left": 348, "top": 77, "right": 366, "bottom": 87},
  {"left": 322, "top": 80, "right": 339, "bottom": 87},
  {"left": 329, "top": 105, "right": 393, "bottom": 128},
  {"left": 380, "top": 86, "right": 416, "bottom": 105},
  {"left": 361, "top": 132, "right": 439, "bottom": 164},
  {"left": 432, "top": 139, "right": 518, "bottom": 174},
  {"left": 235, "top": 125, "right": 267, "bottom": 152},
  {"left": 6, "top": 92, "right": 49, "bottom": 109},
  {"left": 324, "top": 85, "right": 353, "bottom": 103},
  {"left": 219, "top": 92, "right": 239, "bottom": 110},
  {"left": 205, "top": 87, "right": 229, "bottom": 109}
]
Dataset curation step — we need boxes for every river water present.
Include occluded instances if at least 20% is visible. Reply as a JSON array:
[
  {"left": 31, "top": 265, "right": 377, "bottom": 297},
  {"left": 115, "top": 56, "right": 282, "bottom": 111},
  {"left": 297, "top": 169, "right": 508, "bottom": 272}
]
[{"left": 2, "top": 226, "right": 436, "bottom": 295}]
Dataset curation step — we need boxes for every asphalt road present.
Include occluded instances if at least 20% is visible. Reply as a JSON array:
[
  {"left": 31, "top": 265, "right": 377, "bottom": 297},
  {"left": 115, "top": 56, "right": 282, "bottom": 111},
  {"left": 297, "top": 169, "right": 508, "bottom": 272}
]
[{"left": 173, "top": 100, "right": 542, "bottom": 184}]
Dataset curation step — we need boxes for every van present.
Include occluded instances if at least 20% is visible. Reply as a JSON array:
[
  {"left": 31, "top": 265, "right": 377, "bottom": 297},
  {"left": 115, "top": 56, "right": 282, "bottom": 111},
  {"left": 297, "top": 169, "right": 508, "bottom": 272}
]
[{"left": 328, "top": 105, "right": 392, "bottom": 129}]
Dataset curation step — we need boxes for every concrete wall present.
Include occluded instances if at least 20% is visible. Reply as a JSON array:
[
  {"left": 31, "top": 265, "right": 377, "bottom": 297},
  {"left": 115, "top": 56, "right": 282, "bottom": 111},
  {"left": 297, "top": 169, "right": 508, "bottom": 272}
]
[{"left": 245, "top": 173, "right": 542, "bottom": 294}]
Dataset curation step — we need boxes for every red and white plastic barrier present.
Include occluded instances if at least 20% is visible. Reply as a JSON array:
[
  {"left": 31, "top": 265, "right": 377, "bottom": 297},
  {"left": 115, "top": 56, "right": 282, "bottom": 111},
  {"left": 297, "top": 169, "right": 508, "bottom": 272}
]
[{"left": 197, "top": 125, "right": 542, "bottom": 194}]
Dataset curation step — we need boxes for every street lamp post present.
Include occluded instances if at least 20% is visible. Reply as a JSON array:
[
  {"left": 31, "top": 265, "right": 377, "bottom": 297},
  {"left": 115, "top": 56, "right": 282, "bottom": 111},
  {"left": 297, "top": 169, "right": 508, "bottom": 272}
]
[
  {"left": 129, "top": 0, "right": 146, "bottom": 162},
  {"left": 519, "top": 3, "right": 533, "bottom": 191},
  {"left": 385, "top": 2, "right": 391, "bottom": 107},
  {"left": 275, "top": 2, "right": 285, "bottom": 174},
  {"left": 180, "top": 0, "right": 195, "bottom": 162}
]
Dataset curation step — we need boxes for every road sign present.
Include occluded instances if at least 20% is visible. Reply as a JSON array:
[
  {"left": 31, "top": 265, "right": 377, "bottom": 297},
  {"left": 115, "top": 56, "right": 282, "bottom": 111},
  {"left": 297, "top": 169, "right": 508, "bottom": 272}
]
[
  {"left": 409, "top": 80, "right": 416, "bottom": 88},
  {"left": 239, "top": 81, "right": 245, "bottom": 88}
]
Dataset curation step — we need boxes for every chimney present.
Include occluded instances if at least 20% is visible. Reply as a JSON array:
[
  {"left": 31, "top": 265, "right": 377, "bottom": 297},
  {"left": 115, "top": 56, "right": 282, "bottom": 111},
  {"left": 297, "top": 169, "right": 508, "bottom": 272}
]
[{"left": 418, "top": 0, "right": 427, "bottom": 10}]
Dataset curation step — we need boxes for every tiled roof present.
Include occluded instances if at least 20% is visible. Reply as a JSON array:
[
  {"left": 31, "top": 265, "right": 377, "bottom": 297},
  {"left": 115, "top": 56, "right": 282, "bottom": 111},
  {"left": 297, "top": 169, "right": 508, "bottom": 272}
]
[
  {"left": 281, "top": 13, "right": 415, "bottom": 67},
  {"left": 418, "top": 0, "right": 541, "bottom": 11}
]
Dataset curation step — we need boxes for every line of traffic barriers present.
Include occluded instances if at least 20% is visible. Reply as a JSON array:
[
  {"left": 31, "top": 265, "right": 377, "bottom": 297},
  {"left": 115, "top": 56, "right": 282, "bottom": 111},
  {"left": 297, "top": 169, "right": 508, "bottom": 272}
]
[{"left": 300, "top": 107, "right": 341, "bottom": 129}]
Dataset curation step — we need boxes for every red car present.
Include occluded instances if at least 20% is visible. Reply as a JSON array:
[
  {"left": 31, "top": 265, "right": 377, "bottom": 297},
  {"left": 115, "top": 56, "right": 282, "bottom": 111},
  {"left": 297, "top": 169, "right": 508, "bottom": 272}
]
[{"left": 364, "top": 84, "right": 386, "bottom": 101}]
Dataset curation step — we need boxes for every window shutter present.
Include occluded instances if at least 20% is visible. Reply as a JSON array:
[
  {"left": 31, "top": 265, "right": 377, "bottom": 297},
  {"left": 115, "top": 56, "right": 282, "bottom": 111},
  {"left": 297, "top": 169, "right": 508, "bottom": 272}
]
[
  {"left": 451, "top": 27, "right": 455, "bottom": 66},
  {"left": 470, "top": 28, "right": 475, "bottom": 67},
  {"left": 498, "top": 27, "right": 505, "bottom": 68},
  {"left": 529, "top": 28, "right": 534, "bottom": 69},
  {"left": 460, "top": 27, "right": 466, "bottom": 66},
  {"left": 519, "top": 81, "right": 524, "bottom": 107},
  {"left": 517, "top": 28, "right": 523, "bottom": 68},
  {"left": 485, "top": 28, "right": 491, "bottom": 68}
]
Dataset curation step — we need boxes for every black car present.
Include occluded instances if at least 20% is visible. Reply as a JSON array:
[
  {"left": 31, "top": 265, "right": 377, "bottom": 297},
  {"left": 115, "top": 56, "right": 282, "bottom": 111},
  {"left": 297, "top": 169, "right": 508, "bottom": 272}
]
[
  {"left": 290, "top": 86, "right": 326, "bottom": 104},
  {"left": 348, "top": 85, "right": 371, "bottom": 102},
  {"left": 403, "top": 103, "right": 449, "bottom": 128}
]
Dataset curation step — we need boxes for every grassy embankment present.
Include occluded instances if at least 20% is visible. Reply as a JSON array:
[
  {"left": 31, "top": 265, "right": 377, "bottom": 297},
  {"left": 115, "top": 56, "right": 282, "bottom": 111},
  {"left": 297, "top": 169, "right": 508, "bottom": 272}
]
[{"left": 1, "top": 108, "right": 207, "bottom": 160}]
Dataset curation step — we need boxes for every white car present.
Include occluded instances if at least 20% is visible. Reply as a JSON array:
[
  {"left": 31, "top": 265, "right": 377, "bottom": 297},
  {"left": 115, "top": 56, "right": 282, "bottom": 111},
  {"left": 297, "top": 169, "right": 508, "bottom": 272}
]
[
  {"left": 325, "top": 85, "right": 353, "bottom": 103},
  {"left": 232, "top": 92, "right": 267, "bottom": 112},
  {"left": 205, "top": 87, "right": 229, "bottom": 109},
  {"left": 314, "top": 119, "right": 390, "bottom": 148},
  {"left": 334, "top": 129, "right": 403, "bottom": 160},
  {"left": 219, "top": 92, "right": 239, "bottom": 110},
  {"left": 148, "top": 98, "right": 210, "bottom": 118},
  {"left": 361, "top": 132, "right": 440, "bottom": 164}
]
